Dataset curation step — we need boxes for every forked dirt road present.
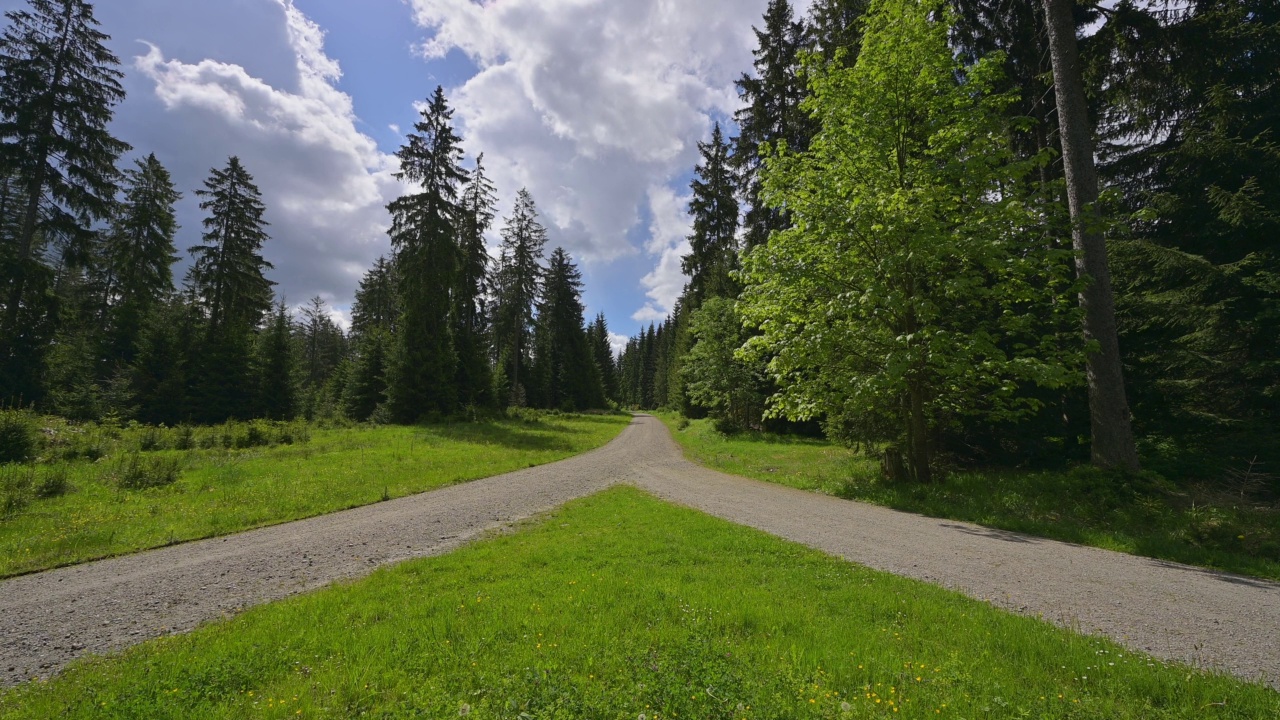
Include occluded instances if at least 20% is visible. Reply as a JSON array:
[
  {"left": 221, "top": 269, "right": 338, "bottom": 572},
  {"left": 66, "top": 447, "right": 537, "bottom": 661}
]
[{"left": 2, "top": 415, "right": 1278, "bottom": 689}]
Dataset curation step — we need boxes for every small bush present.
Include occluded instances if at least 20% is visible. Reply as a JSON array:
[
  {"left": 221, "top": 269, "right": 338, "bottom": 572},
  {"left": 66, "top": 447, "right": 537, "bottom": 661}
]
[
  {"left": 174, "top": 425, "right": 196, "bottom": 451},
  {"left": 1, "top": 465, "right": 34, "bottom": 517},
  {"left": 712, "top": 415, "right": 743, "bottom": 435},
  {"left": 236, "top": 421, "right": 272, "bottom": 449},
  {"left": 35, "top": 464, "right": 72, "bottom": 499},
  {"left": 138, "top": 426, "right": 165, "bottom": 452},
  {"left": 116, "top": 453, "right": 181, "bottom": 490},
  {"left": 0, "top": 409, "right": 38, "bottom": 464}
]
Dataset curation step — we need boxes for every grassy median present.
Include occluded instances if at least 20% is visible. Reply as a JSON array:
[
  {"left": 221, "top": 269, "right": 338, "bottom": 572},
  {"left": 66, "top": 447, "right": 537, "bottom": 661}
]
[{"left": 2, "top": 487, "right": 1274, "bottom": 718}]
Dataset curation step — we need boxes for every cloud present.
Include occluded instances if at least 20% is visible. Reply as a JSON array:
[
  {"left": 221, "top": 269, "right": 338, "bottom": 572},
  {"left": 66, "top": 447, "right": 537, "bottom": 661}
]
[
  {"left": 407, "top": 0, "right": 773, "bottom": 320},
  {"left": 633, "top": 185, "right": 692, "bottom": 322},
  {"left": 129, "top": 0, "right": 400, "bottom": 319}
]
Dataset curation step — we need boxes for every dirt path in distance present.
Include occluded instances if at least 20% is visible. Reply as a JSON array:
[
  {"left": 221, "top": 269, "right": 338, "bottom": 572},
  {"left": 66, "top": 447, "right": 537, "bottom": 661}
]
[{"left": 2, "top": 415, "right": 1277, "bottom": 689}]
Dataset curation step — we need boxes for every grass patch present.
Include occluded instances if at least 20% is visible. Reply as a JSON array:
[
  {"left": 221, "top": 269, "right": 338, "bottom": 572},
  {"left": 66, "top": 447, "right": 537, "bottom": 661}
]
[
  {"left": 659, "top": 414, "right": 1280, "bottom": 582},
  {"left": 1, "top": 487, "right": 1274, "bottom": 718},
  {"left": 0, "top": 413, "right": 629, "bottom": 578}
]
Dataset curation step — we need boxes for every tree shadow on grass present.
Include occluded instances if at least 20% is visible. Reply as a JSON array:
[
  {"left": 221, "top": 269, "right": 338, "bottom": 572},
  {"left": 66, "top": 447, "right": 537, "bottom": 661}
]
[{"left": 429, "top": 422, "right": 578, "bottom": 453}]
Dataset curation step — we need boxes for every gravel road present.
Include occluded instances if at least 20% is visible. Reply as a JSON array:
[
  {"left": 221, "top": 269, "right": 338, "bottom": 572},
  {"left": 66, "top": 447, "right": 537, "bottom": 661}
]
[{"left": 2, "top": 414, "right": 1277, "bottom": 689}]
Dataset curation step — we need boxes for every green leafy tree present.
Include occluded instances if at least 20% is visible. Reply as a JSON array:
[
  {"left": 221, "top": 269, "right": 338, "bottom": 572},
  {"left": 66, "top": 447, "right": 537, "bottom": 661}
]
[
  {"left": 681, "top": 123, "right": 740, "bottom": 308},
  {"left": 682, "top": 297, "right": 766, "bottom": 432},
  {"left": 101, "top": 153, "right": 181, "bottom": 364},
  {"left": 0, "top": 0, "right": 129, "bottom": 404},
  {"left": 385, "top": 86, "right": 467, "bottom": 421},
  {"left": 491, "top": 188, "right": 547, "bottom": 407},
  {"left": 741, "top": 0, "right": 1082, "bottom": 482}
]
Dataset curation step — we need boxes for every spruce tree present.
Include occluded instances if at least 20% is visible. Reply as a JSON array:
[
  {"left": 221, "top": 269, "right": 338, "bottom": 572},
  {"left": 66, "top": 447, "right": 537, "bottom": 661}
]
[
  {"left": 256, "top": 301, "right": 296, "bottom": 420},
  {"left": 185, "top": 157, "right": 275, "bottom": 422},
  {"left": 385, "top": 86, "right": 467, "bottom": 422},
  {"left": 532, "top": 248, "right": 604, "bottom": 411},
  {"left": 130, "top": 297, "right": 194, "bottom": 425},
  {"left": 586, "top": 313, "right": 618, "bottom": 402},
  {"left": 345, "top": 328, "right": 390, "bottom": 422},
  {"left": 0, "top": 0, "right": 129, "bottom": 404},
  {"left": 102, "top": 153, "right": 181, "bottom": 364},
  {"left": 681, "top": 122, "right": 741, "bottom": 308},
  {"left": 350, "top": 256, "right": 397, "bottom": 338},
  {"left": 733, "top": 0, "right": 814, "bottom": 250},
  {"left": 492, "top": 188, "right": 547, "bottom": 406},
  {"left": 454, "top": 153, "right": 498, "bottom": 408},
  {"left": 809, "top": 0, "right": 870, "bottom": 67}
]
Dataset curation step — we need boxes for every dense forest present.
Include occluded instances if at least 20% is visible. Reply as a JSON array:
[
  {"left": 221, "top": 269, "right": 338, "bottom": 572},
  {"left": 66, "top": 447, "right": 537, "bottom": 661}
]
[
  {"left": 0, "top": 0, "right": 615, "bottom": 426},
  {"left": 2, "top": 0, "right": 1277, "bottom": 488},
  {"left": 620, "top": 0, "right": 1278, "bottom": 482}
]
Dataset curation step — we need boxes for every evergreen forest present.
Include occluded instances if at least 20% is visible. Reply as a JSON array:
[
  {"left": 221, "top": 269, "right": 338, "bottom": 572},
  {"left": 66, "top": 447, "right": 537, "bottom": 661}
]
[{"left": 2, "top": 0, "right": 1278, "bottom": 491}]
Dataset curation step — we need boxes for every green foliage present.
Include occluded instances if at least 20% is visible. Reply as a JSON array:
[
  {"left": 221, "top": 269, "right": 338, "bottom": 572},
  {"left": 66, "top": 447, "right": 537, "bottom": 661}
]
[
  {"left": 663, "top": 414, "right": 1280, "bottom": 581},
  {"left": 113, "top": 452, "right": 180, "bottom": 490},
  {"left": 681, "top": 122, "right": 740, "bottom": 308},
  {"left": 0, "top": 408, "right": 37, "bottom": 464},
  {"left": 0, "top": 464, "right": 33, "bottom": 517},
  {"left": 741, "top": 0, "right": 1082, "bottom": 481},
  {"left": 491, "top": 188, "right": 548, "bottom": 407},
  {"left": 681, "top": 298, "right": 765, "bottom": 431},
  {"left": 4, "top": 489, "right": 1276, "bottom": 718},
  {"left": 386, "top": 87, "right": 467, "bottom": 421},
  {"left": 530, "top": 247, "right": 606, "bottom": 411},
  {"left": 255, "top": 302, "right": 297, "bottom": 421}
]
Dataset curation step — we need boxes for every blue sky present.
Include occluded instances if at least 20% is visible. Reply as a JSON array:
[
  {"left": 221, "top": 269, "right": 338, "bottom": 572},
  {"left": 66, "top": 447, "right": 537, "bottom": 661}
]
[{"left": 3, "top": 0, "right": 791, "bottom": 346}]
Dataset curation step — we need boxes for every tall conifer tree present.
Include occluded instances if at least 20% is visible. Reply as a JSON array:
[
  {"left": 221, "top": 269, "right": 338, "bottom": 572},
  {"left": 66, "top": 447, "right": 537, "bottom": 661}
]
[
  {"left": 385, "top": 86, "right": 468, "bottom": 421},
  {"left": 0, "top": 0, "right": 129, "bottom": 403},
  {"left": 532, "top": 247, "right": 603, "bottom": 411},
  {"left": 681, "top": 123, "right": 741, "bottom": 309},
  {"left": 101, "top": 153, "right": 181, "bottom": 364},
  {"left": 492, "top": 188, "right": 547, "bottom": 406},
  {"left": 351, "top": 256, "right": 397, "bottom": 338},
  {"left": 734, "top": 0, "right": 814, "bottom": 250},
  {"left": 453, "top": 153, "right": 497, "bottom": 408}
]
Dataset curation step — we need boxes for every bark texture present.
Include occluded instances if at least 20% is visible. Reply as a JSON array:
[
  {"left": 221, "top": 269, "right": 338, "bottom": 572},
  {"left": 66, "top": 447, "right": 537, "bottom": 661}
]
[{"left": 1043, "top": 0, "right": 1140, "bottom": 472}]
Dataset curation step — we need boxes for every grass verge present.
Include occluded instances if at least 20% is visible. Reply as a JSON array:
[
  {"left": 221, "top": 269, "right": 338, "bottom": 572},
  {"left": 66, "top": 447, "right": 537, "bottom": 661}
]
[
  {"left": 0, "top": 413, "right": 629, "bottom": 578},
  {"left": 1, "top": 487, "right": 1274, "bottom": 718},
  {"left": 658, "top": 414, "right": 1280, "bottom": 582}
]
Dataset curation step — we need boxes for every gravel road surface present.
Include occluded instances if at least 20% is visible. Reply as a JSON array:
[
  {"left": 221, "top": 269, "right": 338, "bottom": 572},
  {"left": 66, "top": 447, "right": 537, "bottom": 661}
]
[{"left": 2, "top": 414, "right": 1277, "bottom": 689}]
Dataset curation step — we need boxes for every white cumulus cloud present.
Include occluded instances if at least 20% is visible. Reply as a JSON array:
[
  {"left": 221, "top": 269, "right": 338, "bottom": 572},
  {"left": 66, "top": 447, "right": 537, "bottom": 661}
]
[
  {"left": 407, "top": 0, "right": 774, "bottom": 320},
  {"left": 131, "top": 0, "right": 401, "bottom": 318}
]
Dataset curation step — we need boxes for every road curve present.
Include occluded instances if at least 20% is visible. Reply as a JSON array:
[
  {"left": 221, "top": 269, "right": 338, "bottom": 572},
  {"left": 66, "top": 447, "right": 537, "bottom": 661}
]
[{"left": 2, "top": 415, "right": 1277, "bottom": 689}]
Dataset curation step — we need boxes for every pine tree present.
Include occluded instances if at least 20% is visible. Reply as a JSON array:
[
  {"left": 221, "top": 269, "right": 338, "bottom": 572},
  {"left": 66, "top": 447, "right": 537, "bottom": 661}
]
[
  {"left": 186, "top": 157, "right": 274, "bottom": 333},
  {"left": 345, "top": 328, "right": 390, "bottom": 422},
  {"left": 185, "top": 157, "right": 275, "bottom": 422},
  {"left": 130, "top": 298, "right": 194, "bottom": 425},
  {"left": 454, "top": 153, "right": 498, "bottom": 408},
  {"left": 256, "top": 301, "right": 296, "bottom": 420},
  {"left": 531, "top": 247, "right": 604, "bottom": 411},
  {"left": 809, "top": 0, "right": 870, "bottom": 67},
  {"left": 351, "top": 256, "right": 397, "bottom": 338},
  {"left": 385, "top": 86, "right": 467, "bottom": 422},
  {"left": 101, "top": 153, "right": 181, "bottom": 364},
  {"left": 733, "top": 0, "right": 814, "bottom": 250},
  {"left": 682, "top": 123, "right": 740, "bottom": 308},
  {"left": 586, "top": 313, "right": 618, "bottom": 402},
  {"left": 492, "top": 188, "right": 547, "bottom": 407},
  {"left": 0, "top": 0, "right": 129, "bottom": 404},
  {"left": 299, "top": 296, "right": 345, "bottom": 390}
]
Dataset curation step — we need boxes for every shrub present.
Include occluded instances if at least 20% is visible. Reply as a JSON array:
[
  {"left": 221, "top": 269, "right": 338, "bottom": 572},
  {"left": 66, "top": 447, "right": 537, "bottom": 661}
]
[
  {"left": 138, "top": 426, "right": 165, "bottom": 452},
  {"left": 1, "top": 465, "right": 34, "bottom": 517},
  {"left": 35, "top": 464, "right": 72, "bottom": 499},
  {"left": 0, "top": 409, "right": 38, "bottom": 464},
  {"left": 116, "top": 453, "right": 181, "bottom": 490},
  {"left": 174, "top": 425, "right": 196, "bottom": 451}
]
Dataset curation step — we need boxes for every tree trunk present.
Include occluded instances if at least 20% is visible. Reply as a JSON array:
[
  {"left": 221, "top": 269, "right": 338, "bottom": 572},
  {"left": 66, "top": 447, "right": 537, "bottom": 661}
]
[
  {"left": 907, "top": 380, "right": 932, "bottom": 483},
  {"left": 1042, "top": 0, "right": 1140, "bottom": 472}
]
